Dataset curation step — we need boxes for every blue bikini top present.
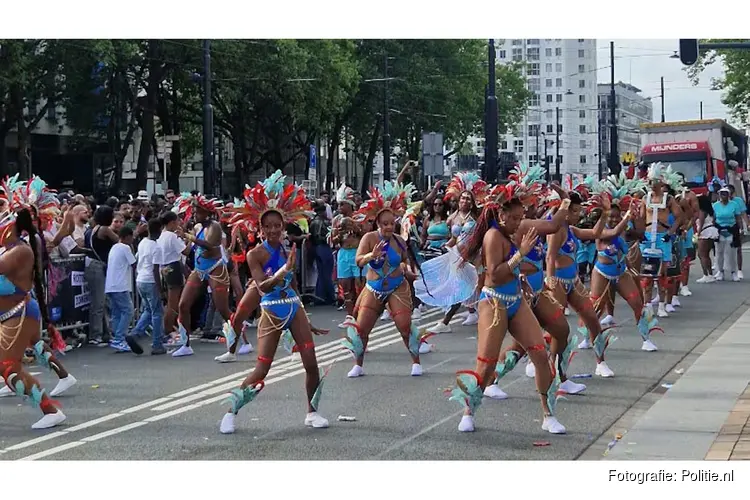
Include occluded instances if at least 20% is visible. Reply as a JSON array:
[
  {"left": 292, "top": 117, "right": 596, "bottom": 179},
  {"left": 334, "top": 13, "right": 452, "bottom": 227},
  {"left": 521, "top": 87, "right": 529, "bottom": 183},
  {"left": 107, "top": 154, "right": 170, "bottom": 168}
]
[
  {"left": 559, "top": 226, "right": 578, "bottom": 259},
  {"left": 523, "top": 236, "right": 545, "bottom": 272},
  {"left": 370, "top": 236, "right": 404, "bottom": 278},
  {"left": 262, "top": 241, "right": 292, "bottom": 292},
  {"left": 597, "top": 233, "right": 627, "bottom": 263}
]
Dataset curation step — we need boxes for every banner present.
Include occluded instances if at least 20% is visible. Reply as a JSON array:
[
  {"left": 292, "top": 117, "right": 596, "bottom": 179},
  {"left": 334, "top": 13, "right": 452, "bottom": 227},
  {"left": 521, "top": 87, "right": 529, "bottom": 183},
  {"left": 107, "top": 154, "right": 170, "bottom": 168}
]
[{"left": 46, "top": 255, "right": 90, "bottom": 325}]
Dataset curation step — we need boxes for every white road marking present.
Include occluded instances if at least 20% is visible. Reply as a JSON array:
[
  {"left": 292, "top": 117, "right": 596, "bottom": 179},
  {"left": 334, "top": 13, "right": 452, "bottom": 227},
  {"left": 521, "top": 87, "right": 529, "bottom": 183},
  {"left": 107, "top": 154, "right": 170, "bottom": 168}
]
[
  {"left": 19, "top": 441, "right": 85, "bottom": 461},
  {"left": 3, "top": 308, "right": 448, "bottom": 457}
]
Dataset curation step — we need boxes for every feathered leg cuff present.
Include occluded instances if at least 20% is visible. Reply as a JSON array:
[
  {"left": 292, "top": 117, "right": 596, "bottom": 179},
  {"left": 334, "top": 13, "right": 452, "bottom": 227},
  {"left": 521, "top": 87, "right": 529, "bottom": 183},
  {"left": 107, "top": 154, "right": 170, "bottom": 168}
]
[
  {"left": 493, "top": 350, "right": 520, "bottom": 383},
  {"left": 310, "top": 364, "right": 334, "bottom": 412},
  {"left": 637, "top": 306, "right": 662, "bottom": 341},
  {"left": 340, "top": 316, "right": 364, "bottom": 359},
  {"left": 449, "top": 371, "right": 484, "bottom": 416},
  {"left": 559, "top": 331, "right": 580, "bottom": 379},
  {"left": 222, "top": 319, "right": 237, "bottom": 348},
  {"left": 225, "top": 381, "right": 265, "bottom": 415},
  {"left": 545, "top": 356, "right": 562, "bottom": 417},
  {"left": 593, "top": 326, "right": 617, "bottom": 359}
]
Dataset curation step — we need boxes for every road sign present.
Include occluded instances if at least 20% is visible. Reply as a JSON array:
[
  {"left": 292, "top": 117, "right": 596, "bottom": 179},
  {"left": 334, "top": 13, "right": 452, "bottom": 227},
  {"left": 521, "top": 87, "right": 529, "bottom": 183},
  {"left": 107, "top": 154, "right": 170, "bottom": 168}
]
[
  {"left": 165, "top": 135, "right": 180, "bottom": 141},
  {"left": 309, "top": 145, "right": 317, "bottom": 182},
  {"left": 422, "top": 132, "right": 444, "bottom": 177}
]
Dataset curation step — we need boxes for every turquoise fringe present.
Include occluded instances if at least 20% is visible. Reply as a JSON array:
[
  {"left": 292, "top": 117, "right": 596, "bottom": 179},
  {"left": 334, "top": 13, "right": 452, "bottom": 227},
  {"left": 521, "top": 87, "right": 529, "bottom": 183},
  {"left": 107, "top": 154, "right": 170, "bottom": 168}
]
[
  {"left": 449, "top": 373, "right": 483, "bottom": 416},
  {"left": 407, "top": 323, "right": 421, "bottom": 357},
  {"left": 222, "top": 321, "right": 237, "bottom": 348},
  {"left": 340, "top": 318, "right": 364, "bottom": 359},
  {"left": 546, "top": 355, "right": 562, "bottom": 416},
  {"left": 559, "top": 331, "right": 580, "bottom": 378},
  {"left": 493, "top": 350, "right": 520, "bottom": 383},
  {"left": 225, "top": 384, "right": 263, "bottom": 415}
]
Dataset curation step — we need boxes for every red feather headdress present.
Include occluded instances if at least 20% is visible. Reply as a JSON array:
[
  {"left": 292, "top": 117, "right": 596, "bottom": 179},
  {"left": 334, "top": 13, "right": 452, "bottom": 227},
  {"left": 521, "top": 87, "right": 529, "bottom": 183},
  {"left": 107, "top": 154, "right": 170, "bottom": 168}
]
[
  {"left": 354, "top": 181, "right": 415, "bottom": 223},
  {"left": 172, "top": 192, "right": 223, "bottom": 222},
  {"left": 444, "top": 172, "right": 489, "bottom": 207}
]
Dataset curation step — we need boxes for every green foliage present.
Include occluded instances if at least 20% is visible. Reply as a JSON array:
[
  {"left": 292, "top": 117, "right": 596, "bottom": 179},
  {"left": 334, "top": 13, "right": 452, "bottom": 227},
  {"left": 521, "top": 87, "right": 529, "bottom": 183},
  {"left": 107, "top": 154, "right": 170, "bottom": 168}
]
[{"left": 688, "top": 39, "right": 750, "bottom": 123}]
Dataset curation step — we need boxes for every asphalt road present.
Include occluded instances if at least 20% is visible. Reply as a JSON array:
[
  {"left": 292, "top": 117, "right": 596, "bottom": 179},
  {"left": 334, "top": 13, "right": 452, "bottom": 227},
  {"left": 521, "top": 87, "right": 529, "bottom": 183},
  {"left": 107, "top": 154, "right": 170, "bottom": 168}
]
[{"left": 2, "top": 260, "right": 749, "bottom": 461}]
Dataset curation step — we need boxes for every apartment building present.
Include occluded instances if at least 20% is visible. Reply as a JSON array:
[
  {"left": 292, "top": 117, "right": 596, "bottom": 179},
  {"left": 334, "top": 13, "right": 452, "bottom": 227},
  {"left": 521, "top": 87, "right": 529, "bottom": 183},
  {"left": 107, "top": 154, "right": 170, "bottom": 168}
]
[{"left": 598, "top": 82, "right": 654, "bottom": 164}]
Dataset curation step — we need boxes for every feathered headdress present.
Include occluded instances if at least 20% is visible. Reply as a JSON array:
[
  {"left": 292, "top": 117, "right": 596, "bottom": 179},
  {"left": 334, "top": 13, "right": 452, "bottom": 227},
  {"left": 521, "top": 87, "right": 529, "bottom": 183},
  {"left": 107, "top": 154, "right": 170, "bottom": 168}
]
[
  {"left": 647, "top": 162, "right": 684, "bottom": 194},
  {"left": 228, "top": 170, "right": 312, "bottom": 233},
  {"left": 172, "top": 192, "right": 223, "bottom": 222},
  {"left": 591, "top": 172, "right": 646, "bottom": 211},
  {"left": 355, "top": 180, "right": 416, "bottom": 223},
  {"left": 571, "top": 174, "right": 598, "bottom": 201},
  {"left": 0, "top": 175, "right": 61, "bottom": 234},
  {"left": 506, "top": 163, "right": 546, "bottom": 206},
  {"left": 444, "top": 172, "right": 489, "bottom": 207},
  {"left": 335, "top": 182, "right": 356, "bottom": 207}
]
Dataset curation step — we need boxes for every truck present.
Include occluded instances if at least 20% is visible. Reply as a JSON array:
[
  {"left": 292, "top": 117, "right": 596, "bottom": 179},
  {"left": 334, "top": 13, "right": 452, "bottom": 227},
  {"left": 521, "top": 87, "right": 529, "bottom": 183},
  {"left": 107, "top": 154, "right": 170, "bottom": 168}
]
[{"left": 631, "top": 119, "right": 748, "bottom": 200}]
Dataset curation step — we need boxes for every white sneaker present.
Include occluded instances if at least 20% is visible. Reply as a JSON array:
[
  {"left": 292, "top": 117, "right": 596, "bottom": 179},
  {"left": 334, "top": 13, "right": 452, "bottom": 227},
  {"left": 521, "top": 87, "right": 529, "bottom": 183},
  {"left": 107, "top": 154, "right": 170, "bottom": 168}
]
[
  {"left": 32, "top": 410, "right": 66, "bottom": 430},
  {"left": 49, "top": 375, "right": 77, "bottom": 397},
  {"left": 600, "top": 314, "right": 615, "bottom": 326},
  {"left": 578, "top": 338, "right": 592, "bottom": 350},
  {"left": 172, "top": 345, "right": 194, "bottom": 357},
  {"left": 220, "top": 413, "right": 236, "bottom": 434},
  {"left": 715, "top": 272, "right": 724, "bottom": 281},
  {"left": 525, "top": 362, "right": 536, "bottom": 378},
  {"left": 483, "top": 384, "right": 508, "bottom": 400},
  {"left": 679, "top": 286, "right": 692, "bottom": 296},
  {"left": 542, "top": 415, "right": 566, "bottom": 434},
  {"left": 657, "top": 303, "right": 669, "bottom": 318},
  {"left": 0, "top": 383, "right": 14, "bottom": 398},
  {"left": 702, "top": 275, "right": 716, "bottom": 283},
  {"left": 380, "top": 310, "right": 391, "bottom": 321},
  {"left": 595, "top": 362, "right": 615, "bottom": 378},
  {"left": 458, "top": 414, "right": 475, "bottom": 432},
  {"left": 238, "top": 343, "right": 254, "bottom": 355},
  {"left": 641, "top": 340, "right": 658, "bottom": 352},
  {"left": 665, "top": 304, "right": 676, "bottom": 313},
  {"left": 650, "top": 295, "right": 660, "bottom": 305},
  {"left": 304, "top": 412, "right": 329, "bottom": 428},
  {"left": 564, "top": 308, "right": 570, "bottom": 316},
  {"left": 412, "top": 308, "right": 422, "bottom": 320},
  {"left": 461, "top": 312, "right": 479, "bottom": 326},
  {"left": 215, "top": 352, "right": 237, "bottom": 363},
  {"left": 559, "top": 379, "right": 587, "bottom": 394},
  {"left": 733, "top": 272, "right": 741, "bottom": 282},
  {"left": 428, "top": 322, "right": 452, "bottom": 334},
  {"left": 738, "top": 270, "right": 744, "bottom": 280},
  {"left": 411, "top": 363, "right": 423, "bottom": 376},
  {"left": 418, "top": 343, "right": 433, "bottom": 354},
  {"left": 671, "top": 296, "right": 681, "bottom": 308},
  {"left": 347, "top": 365, "right": 364, "bottom": 378}
]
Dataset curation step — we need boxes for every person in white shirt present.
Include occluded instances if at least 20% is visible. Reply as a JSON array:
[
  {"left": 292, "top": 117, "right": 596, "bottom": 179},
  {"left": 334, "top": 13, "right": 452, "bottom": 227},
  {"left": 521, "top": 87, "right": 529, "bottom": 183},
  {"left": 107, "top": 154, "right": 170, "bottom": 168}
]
[
  {"left": 156, "top": 211, "right": 187, "bottom": 337},
  {"left": 105, "top": 226, "right": 136, "bottom": 352},
  {"left": 126, "top": 218, "right": 165, "bottom": 355}
]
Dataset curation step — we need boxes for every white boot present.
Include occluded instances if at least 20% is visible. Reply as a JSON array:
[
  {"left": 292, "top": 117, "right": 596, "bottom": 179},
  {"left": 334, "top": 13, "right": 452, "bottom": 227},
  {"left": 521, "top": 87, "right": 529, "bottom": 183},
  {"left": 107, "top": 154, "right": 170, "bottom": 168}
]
[
  {"left": 304, "top": 412, "right": 330, "bottom": 428},
  {"left": 32, "top": 411, "right": 66, "bottom": 430},
  {"left": 483, "top": 384, "right": 508, "bottom": 400},
  {"left": 458, "top": 415, "right": 475, "bottom": 432},
  {"left": 542, "top": 415, "right": 566, "bottom": 434},
  {"left": 220, "top": 413, "right": 236, "bottom": 434},
  {"left": 50, "top": 375, "right": 77, "bottom": 397}
]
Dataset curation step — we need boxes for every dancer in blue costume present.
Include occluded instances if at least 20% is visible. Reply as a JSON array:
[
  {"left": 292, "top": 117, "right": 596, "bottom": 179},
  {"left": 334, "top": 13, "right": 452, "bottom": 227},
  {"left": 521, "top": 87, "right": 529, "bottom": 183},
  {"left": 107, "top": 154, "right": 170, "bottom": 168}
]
[
  {"left": 0, "top": 176, "right": 68, "bottom": 429},
  {"left": 582, "top": 177, "right": 660, "bottom": 355},
  {"left": 450, "top": 183, "right": 566, "bottom": 434},
  {"left": 342, "top": 181, "right": 428, "bottom": 377},
  {"left": 219, "top": 172, "right": 330, "bottom": 434}
]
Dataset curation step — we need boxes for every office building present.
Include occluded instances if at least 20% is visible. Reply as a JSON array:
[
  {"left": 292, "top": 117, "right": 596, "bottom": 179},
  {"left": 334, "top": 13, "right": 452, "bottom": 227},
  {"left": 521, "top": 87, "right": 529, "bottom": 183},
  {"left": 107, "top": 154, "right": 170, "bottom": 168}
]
[{"left": 598, "top": 82, "right": 654, "bottom": 169}]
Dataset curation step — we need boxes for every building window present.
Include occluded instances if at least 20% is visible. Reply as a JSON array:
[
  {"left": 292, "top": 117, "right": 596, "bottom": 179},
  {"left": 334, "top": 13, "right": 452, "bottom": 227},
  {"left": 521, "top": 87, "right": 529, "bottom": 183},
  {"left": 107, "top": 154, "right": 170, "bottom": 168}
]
[
  {"left": 513, "top": 140, "right": 524, "bottom": 153},
  {"left": 28, "top": 102, "right": 37, "bottom": 118},
  {"left": 529, "top": 124, "right": 540, "bottom": 137},
  {"left": 555, "top": 78, "right": 562, "bottom": 87},
  {"left": 556, "top": 93, "right": 563, "bottom": 102},
  {"left": 579, "top": 124, "right": 586, "bottom": 133},
  {"left": 545, "top": 109, "right": 553, "bottom": 118},
  {"left": 578, "top": 39, "right": 585, "bottom": 43},
  {"left": 545, "top": 78, "right": 553, "bottom": 88},
  {"left": 527, "top": 39, "right": 540, "bottom": 45},
  {"left": 578, "top": 64, "right": 585, "bottom": 73},
  {"left": 499, "top": 50, "right": 506, "bottom": 59},
  {"left": 512, "top": 48, "right": 523, "bottom": 61},
  {"left": 555, "top": 62, "right": 562, "bottom": 72},
  {"left": 546, "top": 94, "right": 553, "bottom": 103},
  {"left": 529, "top": 155, "right": 538, "bottom": 163},
  {"left": 579, "top": 79, "right": 586, "bottom": 88},
  {"left": 528, "top": 78, "right": 540, "bottom": 92},
  {"left": 545, "top": 63, "right": 552, "bottom": 72},
  {"left": 578, "top": 49, "right": 585, "bottom": 58},
  {"left": 546, "top": 124, "right": 553, "bottom": 133},
  {"left": 580, "top": 139, "right": 587, "bottom": 149},
  {"left": 558, "top": 124, "right": 563, "bottom": 133},
  {"left": 46, "top": 101, "right": 56, "bottom": 120},
  {"left": 545, "top": 48, "right": 552, "bottom": 57},
  {"left": 500, "top": 140, "right": 508, "bottom": 150},
  {"left": 512, "top": 39, "right": 522, "bottom": 45},
  {"left": 579, "top": 109, "right": 586, "bottom": 119},
  {"left": 579, "top": 155, "right": 587, "bottom": 164},
  {"left": 555, "top": 48, "right": 562, "bottom": 56},
  {"left": 579, "top": 94, "right": 586, "bottom": 104},
  {"left": 528, "top": 63, "right": 540, "bottom": 75},
  {"left": 527, "top": 48, "right": 540, "bottom": 60},
  {"left": 529, "top": 93, "right": 540, "bottom": 106}
]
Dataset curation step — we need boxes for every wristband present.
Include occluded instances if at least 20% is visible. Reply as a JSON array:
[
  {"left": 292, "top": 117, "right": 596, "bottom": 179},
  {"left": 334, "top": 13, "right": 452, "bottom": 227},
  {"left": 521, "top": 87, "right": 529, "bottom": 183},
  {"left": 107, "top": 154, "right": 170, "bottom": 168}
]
[{"left": 507, "top": 253, "right": 522, "bottom": 270}]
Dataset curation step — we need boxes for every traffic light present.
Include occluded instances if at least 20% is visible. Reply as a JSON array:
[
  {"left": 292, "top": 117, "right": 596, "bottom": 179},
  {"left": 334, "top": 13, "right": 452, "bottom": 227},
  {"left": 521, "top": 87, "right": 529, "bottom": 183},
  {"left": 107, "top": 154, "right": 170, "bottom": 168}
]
[{"left": 679, "top": 39, "right": 699, "bottom": 65}]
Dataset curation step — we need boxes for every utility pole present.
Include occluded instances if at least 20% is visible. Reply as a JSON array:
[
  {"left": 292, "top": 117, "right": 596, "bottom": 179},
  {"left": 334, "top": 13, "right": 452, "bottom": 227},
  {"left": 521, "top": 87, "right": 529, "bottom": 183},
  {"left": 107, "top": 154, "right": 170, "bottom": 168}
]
[
  {"left": 542, "top": 133, "right": 549, "bottom": 182},
  {"left": 598, "top": 103, "right": 603, "bottom": 180},
  {"left": 608, "top": 41, "right": 619, "bottom": 175},
  {"left": 555, "top": 106, "right": 560, "bottom": 181},
  {"left": 535, "top": 131, "right": 539, "bottom": 165},
  {"left": 660, "top": 76, "right": 665, "bottom": 122},
  {"left": 382, "top": 53, "right": 391, "bottom": 181},
  {"left": 202, "top": 39, "right": 214, "bottom": 195},
  {"left": 700, "top": 101, "right": 704, "bottom": 119},
  {"left": 485, "top": 39, "right": 498, "bottom": 183}
]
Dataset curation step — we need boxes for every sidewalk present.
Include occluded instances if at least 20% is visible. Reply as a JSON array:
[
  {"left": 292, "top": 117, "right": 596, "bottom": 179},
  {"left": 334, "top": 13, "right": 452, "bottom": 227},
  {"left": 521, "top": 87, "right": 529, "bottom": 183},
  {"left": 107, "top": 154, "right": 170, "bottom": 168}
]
[{"left": 602, "top": 305, "right": 750, "bottom": 460}]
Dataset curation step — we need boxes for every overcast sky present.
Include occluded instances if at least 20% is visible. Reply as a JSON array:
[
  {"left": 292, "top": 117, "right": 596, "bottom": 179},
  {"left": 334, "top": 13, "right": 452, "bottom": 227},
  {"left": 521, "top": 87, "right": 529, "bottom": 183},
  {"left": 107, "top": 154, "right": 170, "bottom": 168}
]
[{"left": 596, "top": 39, "right": 731, "bottom": 125}]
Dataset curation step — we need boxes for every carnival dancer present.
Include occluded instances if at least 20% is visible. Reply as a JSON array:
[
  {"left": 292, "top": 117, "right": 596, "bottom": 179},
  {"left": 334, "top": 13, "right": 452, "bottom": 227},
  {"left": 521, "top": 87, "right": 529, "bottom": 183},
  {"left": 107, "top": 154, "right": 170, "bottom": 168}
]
[
  {"left": 585, "top": 178, "right": 659, "bottom": 352},
  {"left": 219, "top": 172, "right": 330, "bottom": 434},
  {"left": 640, "top": 164, "right": 683, "bottom": 319},
  {"left": 0, "top": 178, "right": 68, "bottom": 429},
  {"left": 332, "top": 183, "right": 364, "bottom": 317},
  {"left": 546, "top": 178, "right": 617, "bottom": 377},
  {"left": 483, "top": 169, "right": 587, "bottom": 400},
  {"left": 341, "top": 181, "right": 428, "bottom": 377},
  {"left": 449, "top": 183, "right": 567, "bottom": 434},
  {"left": 427, "top": 172, "right": 488, "bottom": 332},
  {"left": 676, "top": 174, "right": 699, "bottom": 298},
  {"left": 172, "top": 193, "right": 231, "bottom": 357}
]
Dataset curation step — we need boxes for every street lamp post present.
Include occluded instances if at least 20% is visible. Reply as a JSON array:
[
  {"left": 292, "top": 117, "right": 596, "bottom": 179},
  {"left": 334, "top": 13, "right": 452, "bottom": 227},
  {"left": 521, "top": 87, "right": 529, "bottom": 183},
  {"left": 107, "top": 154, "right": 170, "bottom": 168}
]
[
  {"left": 541, "top": 132, "right": 549, "bottom": 182},
  {"left": 660, "top": 76, "right": 665, "bottom": 122},
  {"left": 484, "top": 39, "right": 499, "bottom": 183},
  {"left": 202, "top": 39, "right": 214, "bottom": 195},
  {"left": 382, "top": 53, "right": 391, "bottom": 182},
  {"left": 555, "top": 106, "right": 560, "bottom": 181},
  {"left": 608, "top": 41, "right": 619, "bottom": 175}
]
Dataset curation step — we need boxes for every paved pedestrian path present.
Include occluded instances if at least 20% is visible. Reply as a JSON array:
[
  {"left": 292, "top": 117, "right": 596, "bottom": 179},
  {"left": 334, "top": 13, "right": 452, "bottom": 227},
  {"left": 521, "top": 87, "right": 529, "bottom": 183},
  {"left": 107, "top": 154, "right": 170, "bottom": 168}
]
[{"left": 601, "top": 304, "right": 750, "bottom": 460}]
